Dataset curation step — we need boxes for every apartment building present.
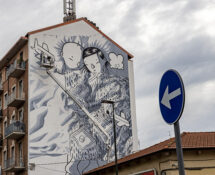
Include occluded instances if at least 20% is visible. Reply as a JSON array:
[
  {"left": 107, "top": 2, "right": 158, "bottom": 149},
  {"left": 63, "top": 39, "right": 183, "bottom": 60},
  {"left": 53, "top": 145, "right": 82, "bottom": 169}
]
[
  {"left": 0, "top": 18, "right": 138, "bottom": 175},
  {"left": 0, "top": 38, "right": 28, "bottom": 174}
]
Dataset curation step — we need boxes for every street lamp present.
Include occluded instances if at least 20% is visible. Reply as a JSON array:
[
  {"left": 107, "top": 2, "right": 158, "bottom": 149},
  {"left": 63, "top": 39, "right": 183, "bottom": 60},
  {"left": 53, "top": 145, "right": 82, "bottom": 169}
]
[{"left": 101, "top": 100, "right": 118, "bottom": 175}]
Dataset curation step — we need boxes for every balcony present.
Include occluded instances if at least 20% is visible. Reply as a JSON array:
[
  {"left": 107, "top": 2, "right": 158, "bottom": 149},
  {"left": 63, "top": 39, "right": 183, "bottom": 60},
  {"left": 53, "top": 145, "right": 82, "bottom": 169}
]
[
  {"left": 8, "top": 93, "right": 25, "bottom": 108},
  {"left": 3, "top": 157, "right": 25, "bottom": 172},
  {"left": 5, "top": 121, "right": 25, "bottom": 140},
  {"left": 0, "top": 83, "right": 3, "bottom": 95},
  {"left": 7, "top": 60, "right": 26, "bottom": 79},
  {"left": 0, "top": 109, "right": 3, "bottom": 121}
]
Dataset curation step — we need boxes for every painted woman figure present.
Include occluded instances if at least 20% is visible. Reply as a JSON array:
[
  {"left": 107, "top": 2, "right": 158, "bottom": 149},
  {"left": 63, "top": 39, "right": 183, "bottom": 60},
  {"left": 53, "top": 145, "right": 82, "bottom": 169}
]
[
  {"left": 82, "top": 47, "right": 128, "bottom": 107},
  {"left": 82, "top": 46, "right": 132, "bottom": 157},
  {"left": 83, "top": 47, "right": 110, "bottom": 93}
]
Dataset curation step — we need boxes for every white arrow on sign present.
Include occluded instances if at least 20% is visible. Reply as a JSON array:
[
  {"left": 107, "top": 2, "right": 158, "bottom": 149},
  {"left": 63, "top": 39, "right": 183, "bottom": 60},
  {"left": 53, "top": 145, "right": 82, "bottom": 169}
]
[{"left": 161, "top": 86, "right": 181, "bottom": 109}]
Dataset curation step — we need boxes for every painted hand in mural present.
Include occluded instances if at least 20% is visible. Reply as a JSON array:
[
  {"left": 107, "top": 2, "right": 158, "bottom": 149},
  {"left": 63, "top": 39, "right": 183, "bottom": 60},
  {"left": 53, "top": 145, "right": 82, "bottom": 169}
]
[{"left": 31, "top": 38, "right": 55, "bottom": 68}]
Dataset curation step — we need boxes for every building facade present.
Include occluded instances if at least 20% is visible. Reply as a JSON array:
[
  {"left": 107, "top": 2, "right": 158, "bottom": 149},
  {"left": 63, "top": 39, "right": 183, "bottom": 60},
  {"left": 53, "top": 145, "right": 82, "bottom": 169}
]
[
  {"left": 0, "top": 38, "right": 28, "bottom": 175},
  {"left": 0, "top": 18, "right": 138, "bottom": 175}
]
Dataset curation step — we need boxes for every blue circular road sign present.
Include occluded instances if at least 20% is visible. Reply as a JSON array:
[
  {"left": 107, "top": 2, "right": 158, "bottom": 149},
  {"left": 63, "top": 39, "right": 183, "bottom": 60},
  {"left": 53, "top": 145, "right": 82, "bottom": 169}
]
[{"left": 159, "top": 69, "right": 185, "bottom": 124}]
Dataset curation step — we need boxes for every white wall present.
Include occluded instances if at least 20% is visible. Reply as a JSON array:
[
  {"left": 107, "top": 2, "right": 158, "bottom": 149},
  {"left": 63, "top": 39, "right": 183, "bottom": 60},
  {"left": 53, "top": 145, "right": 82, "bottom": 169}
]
[{"left": 28, "top": 19, "right": 138, "bottom": 175}]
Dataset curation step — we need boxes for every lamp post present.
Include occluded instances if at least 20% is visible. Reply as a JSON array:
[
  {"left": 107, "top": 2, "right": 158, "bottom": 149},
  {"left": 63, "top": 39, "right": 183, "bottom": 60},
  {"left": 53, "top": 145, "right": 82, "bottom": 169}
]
[{"left": 101, "top": 100, "right": 118, "bottom": 175}]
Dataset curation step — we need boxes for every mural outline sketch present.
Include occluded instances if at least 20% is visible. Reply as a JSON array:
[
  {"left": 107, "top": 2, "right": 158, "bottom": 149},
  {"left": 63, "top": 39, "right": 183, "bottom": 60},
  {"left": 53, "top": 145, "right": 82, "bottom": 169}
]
[{"left": 29, "top": 31, "right": 133, "bottom": 175}]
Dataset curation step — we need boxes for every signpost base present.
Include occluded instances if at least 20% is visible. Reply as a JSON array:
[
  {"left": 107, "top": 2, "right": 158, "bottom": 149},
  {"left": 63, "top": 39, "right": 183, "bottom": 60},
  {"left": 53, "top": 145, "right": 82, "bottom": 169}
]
[{"left": 174, "top": 121, "right": 185, "bottom": 175}]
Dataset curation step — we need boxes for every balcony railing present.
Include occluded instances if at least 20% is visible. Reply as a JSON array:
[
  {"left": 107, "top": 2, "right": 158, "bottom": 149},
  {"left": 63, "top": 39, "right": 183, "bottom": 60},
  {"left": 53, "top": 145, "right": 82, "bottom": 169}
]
[
  {"left": 5, "top": 120, "right": 25, "bottom": 140},
  {"left": 8, "top": 92, "right": 25, "bottom": 108},
  {"left": 3, "top": 157, "right": 25, "bottom": 172},
  {"left": 0, "top": 83, "right": 3, "bottom": 95},
  {"left": 7, "top": 60, "right": 26, "bottom": 79}
]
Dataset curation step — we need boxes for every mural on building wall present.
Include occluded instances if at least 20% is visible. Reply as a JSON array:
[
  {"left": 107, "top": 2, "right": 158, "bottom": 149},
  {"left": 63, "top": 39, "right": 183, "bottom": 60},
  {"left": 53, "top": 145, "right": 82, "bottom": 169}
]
[{"left": 29, "top": 22, "right": 133, "bottom": 175}]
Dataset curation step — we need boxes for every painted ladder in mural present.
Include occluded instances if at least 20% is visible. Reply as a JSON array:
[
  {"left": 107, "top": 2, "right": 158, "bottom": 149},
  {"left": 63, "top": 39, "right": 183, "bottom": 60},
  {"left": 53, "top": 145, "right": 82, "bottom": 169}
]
[{"left": 46, "top": 70, "right": 111, "bottom": 145}]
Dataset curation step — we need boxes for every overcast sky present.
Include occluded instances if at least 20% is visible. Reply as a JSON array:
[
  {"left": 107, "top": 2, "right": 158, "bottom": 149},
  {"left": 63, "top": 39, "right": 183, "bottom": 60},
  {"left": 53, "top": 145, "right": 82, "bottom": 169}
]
[{"left": 0, "top": 0, "right": 215, "bottom": 149}]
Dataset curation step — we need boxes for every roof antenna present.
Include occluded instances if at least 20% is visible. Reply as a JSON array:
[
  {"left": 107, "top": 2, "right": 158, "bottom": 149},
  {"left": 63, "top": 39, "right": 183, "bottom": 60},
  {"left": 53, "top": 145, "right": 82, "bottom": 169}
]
[{"left": 63, "top": 0, "right": 76, "bottom": 22}]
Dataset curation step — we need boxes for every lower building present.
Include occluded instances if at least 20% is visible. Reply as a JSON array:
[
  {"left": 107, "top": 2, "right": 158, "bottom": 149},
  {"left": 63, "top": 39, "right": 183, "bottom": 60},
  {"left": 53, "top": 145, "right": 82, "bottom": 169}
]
[{"left": 84, "top": 132, "right": 215, "bottom": 175}]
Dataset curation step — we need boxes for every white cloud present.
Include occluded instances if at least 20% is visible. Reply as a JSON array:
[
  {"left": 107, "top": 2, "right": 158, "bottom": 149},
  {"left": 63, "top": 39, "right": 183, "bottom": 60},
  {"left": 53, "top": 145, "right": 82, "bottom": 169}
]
[{"left": 109, "top": 53, "right": 124, "bottom": 70}]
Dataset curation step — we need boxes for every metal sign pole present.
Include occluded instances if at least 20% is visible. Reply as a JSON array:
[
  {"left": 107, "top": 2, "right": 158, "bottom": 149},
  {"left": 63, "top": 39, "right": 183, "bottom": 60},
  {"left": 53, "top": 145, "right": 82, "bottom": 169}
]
[
  {"left": 101, "top": 100, "right": 118, "bottom": 175},
  {"left": 174, "top": 121, "right": 185, "bottom": 175},
  {"left": 159, "top": 69, "right": 186, "bottom": 175},
  {"left": 112, "top": 103, "right": 119, "bottom": 175}
]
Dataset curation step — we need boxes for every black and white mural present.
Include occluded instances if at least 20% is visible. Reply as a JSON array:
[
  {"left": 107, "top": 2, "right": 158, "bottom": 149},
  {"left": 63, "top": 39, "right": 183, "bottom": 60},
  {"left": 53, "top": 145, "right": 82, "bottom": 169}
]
[{"left": 28, "top": 20, "right": 136, "bottom": 175}]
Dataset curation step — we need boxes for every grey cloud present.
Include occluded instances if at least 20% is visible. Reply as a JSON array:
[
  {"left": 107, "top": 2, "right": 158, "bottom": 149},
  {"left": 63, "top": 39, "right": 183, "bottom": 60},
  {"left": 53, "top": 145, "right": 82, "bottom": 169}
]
[
  {"left": 0, "top": 0, "right": 62, "bottom": 58},
  {"left": 149, "top": 35, "right": 215, "bottom": 72},
  {"left": 182, "top": 0, "right": 211, "bottom": 14},
  {"left": 135, "top": 34, "right": 215, "bottom": 97}
]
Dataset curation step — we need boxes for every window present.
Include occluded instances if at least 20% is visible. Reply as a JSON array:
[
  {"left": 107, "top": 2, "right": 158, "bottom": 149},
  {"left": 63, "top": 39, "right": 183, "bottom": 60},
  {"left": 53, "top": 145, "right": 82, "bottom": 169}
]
[
  {"left": 12, "top": 86, "right": 16, "bottom": 100},
  {"left": 0, "top": 73, "right": 2, "bottom": 84},
  {"left": 19, "top": 142, "right": 23, "bottom": 166},
  {"left": 6, "top": 66, "right": 9, "bottom": 80},
  {"left": 11, "top": 115, "right": 15, "bottom": 123},
  {"left": 3, "top": 151, "right": 7, "bottom": 168},
  {"left": 20, "top": 52, "right": 23, "bottom": 61},
  {"left": 4, "top": 92, "right": 8, "bottom": 109},
  {"left": 0, "top": 98, "right": 2, "bottom": 110},
  {"left": 19, "top": 80, "right": 23, "bottom": 98},
  {"left": 11, "top": 146, "right": 15, "bottom": 161},
  {"left": 12, "top": 86, "right": 16, "bottom": 94},
  {"left": 19, "top": 52, "right": 24, "bottom": 69},
  {"left": 4, "top": 121, "right": 7, "bottom": 128},
  {"left": 4, "top": 121, "right": 7, "bottom": 137},
  {"left": 19, "top": 108, "right": 24, "bottom": 122}
]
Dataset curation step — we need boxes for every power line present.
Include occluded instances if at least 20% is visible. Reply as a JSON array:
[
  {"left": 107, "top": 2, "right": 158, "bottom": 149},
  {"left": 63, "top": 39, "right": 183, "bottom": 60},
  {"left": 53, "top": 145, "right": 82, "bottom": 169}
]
[
  {"left": 35, "top": 161, "right": 67, "bottom": 165},
  {"left": 37, "top": 165, "right": 66, "bottom": 174}
]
